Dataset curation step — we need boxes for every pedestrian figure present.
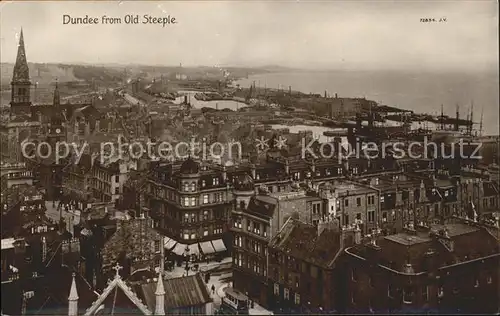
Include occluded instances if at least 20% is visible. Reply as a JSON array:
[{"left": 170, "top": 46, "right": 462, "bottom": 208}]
[{"left": 211, "top": 284, "right": 215, "bottom": 294}]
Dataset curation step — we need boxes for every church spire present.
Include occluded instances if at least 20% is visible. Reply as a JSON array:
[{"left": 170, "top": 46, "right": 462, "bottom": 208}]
[
  {"left": 13, "top": 28, "right": 30, "bottom": 83},
  {"left": 53, "top": 79, "right": 60, "bottom": 106},
  {"left": 154, "top": 273, "right": 165, "bottom": 315},
  {"left": 68, "top": 273, "right": 79, "bottom": 316}
]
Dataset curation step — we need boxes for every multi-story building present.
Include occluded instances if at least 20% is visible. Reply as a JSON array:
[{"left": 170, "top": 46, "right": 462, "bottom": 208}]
[
  {"left": 231, "top": 188, "right": 325, "bottom": 307},
  {"left": 0, "top": 184, "right": 52, "bottom": 238},
  {"left": 147, "top": 158, "right": 233, "bottom": 259},
  {"left": 61, "top": 152, "right": 95, "bottom": 203},
  {"left": 267, "top": 216, "right": 356, "bottom": 313},
  {"left": 342, "top": 216, "right": 500, "bottom": 314},
  {"left": 0, "top": 161, "right": 34, "bottom": 191},
  {"left": 90, "top": 156, "right": 136, "bottom": 202},
  {"left": 319, "top": 180, "right": 380, "bottom": 234}
]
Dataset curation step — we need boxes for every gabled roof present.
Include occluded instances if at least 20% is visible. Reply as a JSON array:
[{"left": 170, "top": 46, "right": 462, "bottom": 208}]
[
  {"left": 135, "top": 274, "right": 212, "bottom": 311},
  {"left": 84, "top": 270, "right": 152, "bottom": 315}
]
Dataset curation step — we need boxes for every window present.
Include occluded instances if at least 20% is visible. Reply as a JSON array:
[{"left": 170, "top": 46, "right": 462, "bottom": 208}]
[
  {"left": 388, "top": 284, "right": 394, "bottom": 298},
  {"left": 114, "top": 187, "right": 120, "bottom": 194},
  {"left": 284, "top": 288, "right": 290, "bottom": 300},
  {"left": 403, "top": 287, "right": 414, "bottom": 304},
  {"left": 183, "top": 233, "right": 189, "bottom": 240},
  {"left": 422, "top": 286, "right": 429, "bottom": 302},
  {"left": 184, "top": 183, "right": 189, "bottom": 192},
  {"left": 213, "top": 177, "right": 219, "bottom": 186},
  {"left": 190, "top": 233, "right": 196, "bottom": 239},
  {"left": 190, "top": 183, "right": 196, "bottom": 191},
  {"left": 183, "top": 198, "right": 189, "bottom": 207},
  {"left": 184, "top": 213, "right": 189, "bottom": 222},
  {"left": 253, "top": 222, "right": 261, "bottom": 234},
  {"left": 357, "top": 197, "right": 361, "bottom": 206},
  {"left": 203, "top": 230, "right": 208, "bottom": 236},
  {"left": 203, "top": 195, "right": 209, "bottom": 204},
  {"left": 382, "top": 212, "right": 388, "bottom": 222},
  {"left": 263, "top": 226, "right": 267, "bottom": 237},
  {"left": 201, "top": 180, "right": 206, "bottom": 187},
  {"left": 190, "top": 197, "right": 196, "bottom": 206},
  {"left": 203, "top": 210, "right": 209, "bottom": 221},
  {"left": 274, "top": 283, "right": 279, "bottom": 295},
  {"left": 368, "top": 210, "right": 375, "bottom": 223},
  {"left": 247, "top": 222, "right": 252, "bottom": 232},
  {"left": 294, "top": 293, "right": 300, "bottom": 305},
  {"left": 313, "top": 203, "right": 320, "bottom": 214},
  {"left": 345, "top": 199, "right": 349, "bottom": 207},
  {"left": 154, "top": 240, "right": 160, "bottom": 253},
  {"left": 437, "top": 287, "right": 444, "bottom": 298},
  {"left": 115, "top": 175, "right": 119, "bottom": 183},
  {"left": 368, "top": 195, "right": 375, "bottom": 205}
]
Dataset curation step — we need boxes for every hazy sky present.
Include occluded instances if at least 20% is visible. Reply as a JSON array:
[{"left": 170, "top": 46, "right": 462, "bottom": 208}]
[{"left": 0, "top": 1, "right": 498, "bottom": 71}]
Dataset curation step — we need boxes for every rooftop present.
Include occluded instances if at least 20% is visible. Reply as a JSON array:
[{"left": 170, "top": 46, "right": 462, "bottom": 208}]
[{"left": 270, "top": 218, "right": 342, "bottom": 268}]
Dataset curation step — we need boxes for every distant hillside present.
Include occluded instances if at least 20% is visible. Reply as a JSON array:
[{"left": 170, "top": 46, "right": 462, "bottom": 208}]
[
  {"left": 0, "top": 62, "right": 285, "bottom": 91},
  {"left": 0, "top": 63, "right": 87, "bottom": 86}
]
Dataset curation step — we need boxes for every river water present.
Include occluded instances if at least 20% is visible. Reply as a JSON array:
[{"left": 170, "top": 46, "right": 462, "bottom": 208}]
[
  {"left": 173, "top": 90, "right": 246, "bottom": 110},
  {"left": 235, "top": 71, "right": 499, "bottom": 136}
]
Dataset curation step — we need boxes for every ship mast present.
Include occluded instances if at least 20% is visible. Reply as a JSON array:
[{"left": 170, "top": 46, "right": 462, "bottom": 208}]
[
  {"left": 455, "top": 103, "right": 460, "bottom": 132},
  {"left": 470, "top": 100, "right": 474, "bottom": 136},
  {"left": 440, "top": 104, "right": 445, "bottom": 130},
  {"left": 479, "top": 106, "right": 484, "bottom": 137}
]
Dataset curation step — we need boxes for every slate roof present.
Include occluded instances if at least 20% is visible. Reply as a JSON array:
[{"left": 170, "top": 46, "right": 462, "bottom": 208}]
[
  {"left": 348, "top": 219, "right": 500, "bottom": 274},
  {"left": 135, "top": 273, "right": 212, "bottom": 311},
  {"left": 270, "top": 218, "right": 342, "bottom": 268}
]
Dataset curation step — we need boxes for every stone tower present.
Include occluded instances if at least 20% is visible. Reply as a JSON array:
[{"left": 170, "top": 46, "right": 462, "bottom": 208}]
[{"left": 10, "top": 28, "right": 32, "bottom": 118}]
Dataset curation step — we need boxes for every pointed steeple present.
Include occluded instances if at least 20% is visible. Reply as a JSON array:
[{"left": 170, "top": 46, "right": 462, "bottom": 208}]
[
  {"left": 13, "top": 28, "right": 30, "bottom": 83},
  {"left": 154, "top": 273, "right": 165, "bottom": 315},
  {"left": 68, "top": 273, "right": 79, "bottom": 316},
  {"left": 53, "top": 79, "right": 60, "bottom": 106}
]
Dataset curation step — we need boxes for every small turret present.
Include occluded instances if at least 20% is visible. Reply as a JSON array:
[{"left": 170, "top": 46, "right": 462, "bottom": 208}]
[
  {"left": 68, "top": 273, "right": 79, "bottom": 316},
  {"left": 154, "top": 273, "right": 165, "bottom": 315}
]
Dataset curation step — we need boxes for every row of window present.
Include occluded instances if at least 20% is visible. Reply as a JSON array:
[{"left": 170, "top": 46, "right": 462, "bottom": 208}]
[
  {"left": 181, "top": 226, "right": 224, "bottom": 240},
  {"left": 181, "top": 193, "right": 227, "bottom": 207},
  {"left": 274, "top": 284, "right": 301, "bottom": 304},
  {"left": 181, "top": 178, "right": 221, "bottom": 192}
]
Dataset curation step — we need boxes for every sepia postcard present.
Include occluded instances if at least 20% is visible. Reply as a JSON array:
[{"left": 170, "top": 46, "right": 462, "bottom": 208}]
[{"left": 0, "top": 1, "right": 498, "bottom": 315}]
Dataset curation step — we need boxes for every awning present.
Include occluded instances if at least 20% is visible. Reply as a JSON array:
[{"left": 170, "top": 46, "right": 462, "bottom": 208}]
[
  {"left": 172, "top": 243, "right": 187, "bottom": 256},
  {"left": 164, "top": 237, "right": 177, "bottom": 250},
  {"left": 199, "top": 241, "right": 216, "bottom": 255},
  {"left": 187, "top": 243, "right": 200, "bottom": 256},
  {"left": 211, "top": 239, "right": 227, "bottom": 253}
]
